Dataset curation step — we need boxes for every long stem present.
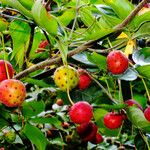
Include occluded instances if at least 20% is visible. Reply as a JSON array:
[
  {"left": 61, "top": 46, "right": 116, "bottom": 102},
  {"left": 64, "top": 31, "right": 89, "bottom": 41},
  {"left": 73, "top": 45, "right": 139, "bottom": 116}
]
[
  {"left": 1, "top": 33, "right": 10, "bottom": 79},
  {"left": 141, "top": 77, "right": 150, "bottom": 102}
]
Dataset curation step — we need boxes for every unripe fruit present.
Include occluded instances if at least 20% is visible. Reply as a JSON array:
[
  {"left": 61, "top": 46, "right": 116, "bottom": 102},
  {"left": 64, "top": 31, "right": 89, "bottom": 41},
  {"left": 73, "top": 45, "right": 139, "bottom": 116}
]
[
  {"left": 54, "top": 66, "right": 79, "bottom": 91},
  {"left": 69, "top": 101, "right": 93, "bottom": 124},
  {"left": 0, "top": 60, "right": 14, "bottom": 82},
  {"left": 144, "top": 106, "right": 150, "bottom": 122},
  {"left": 107, "top": 50, "right": 129, "bottom": 74},
  {"left": 0, "top": 79, "right": 26, "bottom": 107},
  {"left": 76, "top": 122, "right": 97, "bottom": 142},
  {"left": 4, "top": 131, "right": 16, "bottom": 143},
  {"left": 125, "top": 99, "right": 143, "bottom": 110},
  {"left": 78, "top": 73, "right": 91, "bottom": 90},
  {"left": 90, "top": 133, "right": 103, "bottom": 144},
  {"left": 103, "top": 112, "right": 124, "bottom": 129}
]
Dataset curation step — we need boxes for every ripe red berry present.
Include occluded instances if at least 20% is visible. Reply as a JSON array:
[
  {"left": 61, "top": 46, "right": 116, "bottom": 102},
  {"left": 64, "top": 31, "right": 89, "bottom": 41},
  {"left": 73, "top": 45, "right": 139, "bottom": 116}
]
[
  {"left": 0, "top": 79, "right": 26, "bottom": 107},
  {"left": 76, "top": 122, "right": 97, "bottom": 142},
  {"left": 125, "top": 99, "right": 143, "bottom": 110},
  {"left": 0, "top": 60, "right": 14, "bottom": 82},
  {"left": 90, "top": 133, "right": 103, "bottom": 144},
  {"left": 144, "top": 106, "right": 150, "bottom": 122},
  {"left": 78, "top": 73, "right": 91, "bottom": 90},
  {"left": 103, "top": 112, "right": 124, "bottom": 129},
  {"left": 69, "top": 101, "right": 93, "bottom": 124},
  {"left": 107, "top": 50, "right": 129, "bottom": 74}
]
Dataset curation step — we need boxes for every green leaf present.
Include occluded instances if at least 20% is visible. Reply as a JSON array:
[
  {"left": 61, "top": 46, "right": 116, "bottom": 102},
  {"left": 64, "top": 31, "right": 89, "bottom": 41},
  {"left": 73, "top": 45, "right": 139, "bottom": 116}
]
[
  {"left": 0, "top": 18, "right": 8, "bottom": 32},
  {"left": 18, "top": 0, "right": 34, "bottom": 10},
  {"left": 31, "top": 117, "right": 62, "bottom": 129},
  {"left": 133, "top": 22, "right": 150, "bottom": 38},
  {"left": 126, "top": 107, "right": 150, "bottom": 133},
  {"left": 103, "top": 0, "right": 134, "bottom": 19},
  {"left": 133, "top": 47, "right": 150, "bottom": 66},
  {"left": 72, "top": 52, "right": 96, "bottom": 66},
  {"left": 58, "top": 8, "right": 76, "bottom": 26},
  {"left": 136, "top": 65, "right": 150, "bottom": 79},
  {"left": 22, "top": 101, "right": 45, "bottom": 118},
  {"left": 87, "top": 52, "right": 107, "bottom": 71},
  {"left": 25, "top": 78, "right": 50, "bottom": 87},
  {"left": 23, "top": 123, "right": 48, "bottom": 150},
  {"left": 9, "top": 19, "right": 31, "bottom": 70},
  {"left": 31, "top": 0, "right": 58, "bottom": 35},
  {"left": 1, "top": 0, "right": 32, "bottom": 18}
]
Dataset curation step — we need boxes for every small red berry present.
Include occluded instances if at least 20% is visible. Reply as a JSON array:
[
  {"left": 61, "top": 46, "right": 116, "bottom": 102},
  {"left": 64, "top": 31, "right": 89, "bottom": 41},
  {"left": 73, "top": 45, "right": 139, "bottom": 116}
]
[
  {"left": 90, "top": 133, "right": 103, "bottom": 144},
  {"left": 125, "top": 99, "right": 143, "bottom": 110},
  {"left": 78, "top": 73, "right": 91, "bottom": 90},
  {"left": 0, "top": 60, "right": 14, "bottom": 82},
  {"left": 76, "top": 122, "right": 97, "bottom": 142},
  {"left": 69, "top": 101, "right": 93, "bottom": 124},
  {"left": 61, "top": 122, "right": 70, "bottom": 129},
  {"left": 36, "top": 40, "right": 49, "bottom": 53},
  {"left": 103, "top": 112, "right": 124, "bottom": 129},
  {"left": 144, "top": 106, "right": 150, "bottom": 122},
  {"left": 107, "top": 50, "right": 129, "bottom": 74}
]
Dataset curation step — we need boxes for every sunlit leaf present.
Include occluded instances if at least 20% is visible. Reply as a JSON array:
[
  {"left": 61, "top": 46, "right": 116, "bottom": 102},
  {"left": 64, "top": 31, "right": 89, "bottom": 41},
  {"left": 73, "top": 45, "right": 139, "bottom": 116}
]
[
  {"left": 23, "top": 123, "right": 48, "bottom": 150},
  {"left": 136, "top": 65, "right": 150, "bottom": 79}
]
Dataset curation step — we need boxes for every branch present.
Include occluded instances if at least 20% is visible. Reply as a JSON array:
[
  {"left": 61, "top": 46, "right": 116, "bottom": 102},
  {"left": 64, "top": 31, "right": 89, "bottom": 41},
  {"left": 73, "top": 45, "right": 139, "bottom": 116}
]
[
  {"left": 14, "top": 40, "right": 93, "bottom": 79},
  {"left": 14, "top": 0, "right": 148, "bottom": 79},
  {"left": 114, "top": 0, "right": 149, "bottom": 30}
]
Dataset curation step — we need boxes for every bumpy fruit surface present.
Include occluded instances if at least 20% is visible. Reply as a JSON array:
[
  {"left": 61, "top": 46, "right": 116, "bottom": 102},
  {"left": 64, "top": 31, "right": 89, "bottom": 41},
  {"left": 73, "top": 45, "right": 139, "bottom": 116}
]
[
  {"left": 69, "top": 101, "right": 93, "bottom": 124},
  {"left": 91, "top": 133, "right": 103, "bottom": 144},
  {"left": 54, "top": 65, "right": 79, "bottom": 91},
  {"left": 0, "top": 60, "right": 14, "bottom": 82},
  {"left": 125, "top": 99, "right": 143, "bottom": 110},
  {"left": 76, "top": 122, "right": 97, "bottom": 142},
  {"left": 78, "top": 73, "right": 91, "bottom": 90},
  {"left": 4, "top": 131, "right": 16, "bottom": 143},
  {"left": 144, "top": 106, "right": 150, "bottom": 122},
  {"left": 0, "top": 79, "right": 26, "bottom": 107},
  {"left": 103, "top": 112, "right": 124, "bottom": 129},
  {"left": 107, "top": 50, "right": 129, "bottom": 74}
]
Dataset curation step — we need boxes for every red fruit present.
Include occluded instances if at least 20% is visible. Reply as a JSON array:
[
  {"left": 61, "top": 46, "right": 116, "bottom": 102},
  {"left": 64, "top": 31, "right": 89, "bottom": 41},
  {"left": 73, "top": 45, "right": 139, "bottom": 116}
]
[
  {"left": 69, "top": 101, "right": 93, "bottom": 124},
  {"left": 107, "top": 50, "right": 129, "bottom": 74},
  {"left": 90, "top": 133, "right": 103, "bottom": 144},
  {"left": 103, "top": 112, "right": 124, "bottom": 129},
  {"left": 0, "top": 60, "right": 14, "bottom": 82},
  {"left": 76, "top": 122, "right": 97, "bottom": 142},
  {"left": 78, "top": 73, "right": 91, "bottom": 90},
  {"left": 125, "top": 99, "right": 143, "bottom": 110},
  {"left": 144, "top": 106, "right": 150, "bottom": 122},
  {"left": 36, "top": 40, "right": 49, "bottom": 53},
  {"left": 61, "top": 122, "right": 70, "bottom": 129},
  {"left": 0, "top": 79, "right": 26, "bottom": 107}
]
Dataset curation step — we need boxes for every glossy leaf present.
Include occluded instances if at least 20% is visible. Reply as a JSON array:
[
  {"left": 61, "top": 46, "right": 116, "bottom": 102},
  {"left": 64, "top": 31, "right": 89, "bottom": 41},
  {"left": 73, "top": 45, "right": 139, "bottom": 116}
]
[
  {"left": 22, "top": 101, "right": 45, "bottom": 118},
  {"left": 18, "top": 0, "right": 34, "bottom": 10},
  {"left": 23, "top": 123, "right": 48, "bottom": 150},
  {"left": 136, "top": 65, "right": 150, "bottom": 79},
  {"left": 1, "top": 0, "right": 32, "bottom": 18},
  {"left": 9, "top": 20, "right": 31, "bottom": 70},
  {"left": 133, "top": 47, "right": 150, "bottom": 66},
  {"left": 87, "top": 52, "right": 107, "bottom": 71},
  {"left": 103, "top": 0, "right": 134, "bottom": 19},
  {"left": 126, "top": 107, "right": 150, "bottom": 133},
  {"left": 31, "top": 0, "right": 58, "bottom": 35}
]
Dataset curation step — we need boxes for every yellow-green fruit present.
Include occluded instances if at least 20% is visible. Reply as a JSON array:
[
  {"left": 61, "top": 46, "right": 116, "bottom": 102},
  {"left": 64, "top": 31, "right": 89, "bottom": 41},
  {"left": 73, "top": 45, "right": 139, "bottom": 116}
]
[{"left": 54, "top": 66, "right": 79, "bottom": 91}]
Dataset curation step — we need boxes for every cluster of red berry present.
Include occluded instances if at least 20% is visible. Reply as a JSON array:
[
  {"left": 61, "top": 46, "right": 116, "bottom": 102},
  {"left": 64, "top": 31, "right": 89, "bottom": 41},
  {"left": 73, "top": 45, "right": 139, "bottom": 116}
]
[
  {"left": 69, "top": 101, "right": 103, "bottom": 144},
  {"left": 0, "top": 60, "right": 26, "bottom": 107}
]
